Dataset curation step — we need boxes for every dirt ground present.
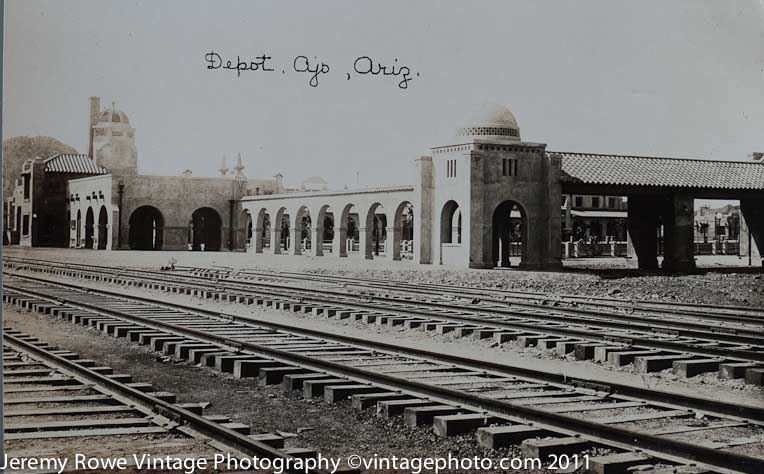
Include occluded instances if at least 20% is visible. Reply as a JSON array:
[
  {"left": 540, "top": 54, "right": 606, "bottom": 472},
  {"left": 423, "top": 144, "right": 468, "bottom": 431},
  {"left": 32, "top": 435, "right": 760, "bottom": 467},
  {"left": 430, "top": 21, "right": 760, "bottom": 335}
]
[
  {"left": 4, "top": 247, "right": 764, "bottom": 472},
  {"left": 4, "top": 307, "right": 560, "bottom": 474},
  {"left": 6, "top": 260, "right": 763, "bottom": 408},
  {"left": 6, "top": 247, "right": 764, "bottom": 308}
]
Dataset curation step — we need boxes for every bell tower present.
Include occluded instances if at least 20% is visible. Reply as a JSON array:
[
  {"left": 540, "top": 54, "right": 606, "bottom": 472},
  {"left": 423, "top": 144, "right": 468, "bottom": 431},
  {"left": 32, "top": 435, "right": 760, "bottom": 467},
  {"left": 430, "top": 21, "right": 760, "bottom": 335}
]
[{"left": 92, "top": 101, "right": 138, "bottom": 175}]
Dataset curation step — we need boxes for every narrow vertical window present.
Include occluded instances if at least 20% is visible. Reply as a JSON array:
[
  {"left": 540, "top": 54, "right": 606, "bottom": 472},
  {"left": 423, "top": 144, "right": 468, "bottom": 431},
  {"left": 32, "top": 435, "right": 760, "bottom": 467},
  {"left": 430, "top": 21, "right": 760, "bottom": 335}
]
[
  {"left": 514, "top": 159, "right": 518, "bottom": 176},
  {"left": 502, "top": 159, "right": 507, "bottom": 176}
]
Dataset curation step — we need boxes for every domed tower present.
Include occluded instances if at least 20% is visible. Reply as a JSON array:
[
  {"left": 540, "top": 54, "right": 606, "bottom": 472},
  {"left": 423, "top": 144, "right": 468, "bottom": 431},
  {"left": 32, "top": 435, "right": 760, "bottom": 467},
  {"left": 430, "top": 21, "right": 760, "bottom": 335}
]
[
  {"left": 416, "top": 101, "right": 560, "bottom": 270},
  {"left": 91, "top": 102, "right": 138, "bottom": 175}
]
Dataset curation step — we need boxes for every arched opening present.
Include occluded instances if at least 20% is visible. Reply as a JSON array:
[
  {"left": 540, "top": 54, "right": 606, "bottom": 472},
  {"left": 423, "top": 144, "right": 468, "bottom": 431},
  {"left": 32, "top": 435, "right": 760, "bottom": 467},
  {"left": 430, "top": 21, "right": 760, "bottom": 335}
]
[
  {"left": 84, "top": 207, "right": 95, "bottom": 249},
  {"left": 492, "top": 200, "right": 527, "bottom": 267},
  {"left": 76, "top": 210, "right": 82, "bottom": 247},
  {"left": 129, "top": 206, "right": 164, "bottom": 250},
  {"left": 316, "top": 205, "right": 334, "bottom": 256},
  {"left": 255, "top": 208, "right": 271, "bottom": 253},
  {"left": 97, "top": 205, "right": 108, "bottom": 250},
  {"left": 440, "top": 200, "right": 461, "bottom": 244},
  {"left": 439, "top": 200, "right": 462, "bottom": 265},
  {"left": 238, "top": 209, "right": 252, "bottom": 251},
  {"left": 393, "top": 201, "right": 414, "bottom": 260},
  {"left": 274, "top": 208, "right": 290, "bottom": 254},
  {"left": 339, "top": 204, "right": 360, "bottom": 257},
  {"left": 365, "top": 203, "right": 387, "bottom": 258},
  {"left": 190, "top": 207, "right": 222, "bottom": 251},
  {"left": 294, "top": 206, "right": 312, "bottom": 255}
]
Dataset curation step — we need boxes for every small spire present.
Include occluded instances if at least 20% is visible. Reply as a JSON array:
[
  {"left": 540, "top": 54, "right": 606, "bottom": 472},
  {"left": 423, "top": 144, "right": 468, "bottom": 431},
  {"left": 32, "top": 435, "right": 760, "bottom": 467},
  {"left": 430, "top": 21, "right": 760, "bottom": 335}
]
[
  {"left": 233, "top": 153, "right": 246, "bottom": 179},
  {"left": 219, "top": 155, "right": 229, "bottom": 176}
]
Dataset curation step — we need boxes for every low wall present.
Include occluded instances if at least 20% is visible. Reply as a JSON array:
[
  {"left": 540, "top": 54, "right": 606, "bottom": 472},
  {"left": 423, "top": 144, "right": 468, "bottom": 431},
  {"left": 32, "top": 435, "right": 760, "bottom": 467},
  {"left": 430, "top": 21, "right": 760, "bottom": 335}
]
[{"left": 561, "top": 241, "right": 628, "bottom": 258}]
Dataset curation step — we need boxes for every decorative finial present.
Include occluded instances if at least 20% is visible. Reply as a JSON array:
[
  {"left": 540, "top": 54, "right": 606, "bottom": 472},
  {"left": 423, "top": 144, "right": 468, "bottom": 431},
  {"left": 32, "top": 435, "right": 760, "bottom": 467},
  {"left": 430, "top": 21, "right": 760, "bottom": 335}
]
[
  {"left": 233, "top": 153, "right": 246, "bottom": 179},
  {"left": 218, "top": 155, "right": 229, "bottom": 177}
]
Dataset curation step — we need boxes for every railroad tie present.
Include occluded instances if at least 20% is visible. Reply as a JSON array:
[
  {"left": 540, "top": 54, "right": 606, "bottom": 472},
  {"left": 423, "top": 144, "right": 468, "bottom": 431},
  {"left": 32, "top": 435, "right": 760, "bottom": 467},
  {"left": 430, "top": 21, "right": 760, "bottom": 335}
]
[
  {"left": 634, "top": 354, "right": 701, "bottom": 373},
  {"left": 672, "top": 359, "right": 729, "bottom": 378},
  {"left": 744, "top": 367, "right": 764, "bottom": 386},
  {"left": 350, "top": 391, "right": 414, "bottom": 410},
  {"left": 403, "top": 405, "right": 469, "bottom": 427},
  {"left": 282, "top": 372, "right": 333, "bottom": 391},
  {"left": 377, "top": 399, "right": 439, "bottom": 418},
  {"left": 231, "top": 359, "right": 287, "bottom": 379},
  {"left": 302, "top": 378, "right": 355, "bottom": 398},
  {"left": 586, "top": 452, "right": 654, "bottom": 474},
  {"left": 718, "top": 362, "right": 761, "bottom": 380},
  {"left": 574, "top": 342, "right": 614, "bottom": 360},
  {"left": 521, "top": 436, "right": 595, "bottom": 459},
  {"left": 432, "top": 413, "right": 502, "bottom": 437},
  {"left": 323, "top": 384, "right": 379, "bottom": 403},
  {"left": 476, "top": 425, "right": 553, "bottom": 449}
]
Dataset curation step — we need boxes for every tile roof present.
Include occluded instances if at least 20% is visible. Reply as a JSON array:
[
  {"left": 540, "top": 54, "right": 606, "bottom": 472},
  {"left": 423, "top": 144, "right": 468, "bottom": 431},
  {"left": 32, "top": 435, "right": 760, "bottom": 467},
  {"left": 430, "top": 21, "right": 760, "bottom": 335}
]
[
  {"left": 44, "top": 154, "right": 107, "bottom": 175},
  {"left": 554, "top": 152, "right": 764, "bottom": 190}
]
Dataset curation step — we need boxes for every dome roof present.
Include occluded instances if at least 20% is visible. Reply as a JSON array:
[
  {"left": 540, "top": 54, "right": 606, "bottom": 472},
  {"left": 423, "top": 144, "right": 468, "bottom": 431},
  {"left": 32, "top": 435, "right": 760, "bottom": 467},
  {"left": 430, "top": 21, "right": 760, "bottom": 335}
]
[
  {"left": 98, "top": 103, "right": 129, "bottom": 124},
  {"left": 456, "top": 103, "right": 520, "bottom": 142}
]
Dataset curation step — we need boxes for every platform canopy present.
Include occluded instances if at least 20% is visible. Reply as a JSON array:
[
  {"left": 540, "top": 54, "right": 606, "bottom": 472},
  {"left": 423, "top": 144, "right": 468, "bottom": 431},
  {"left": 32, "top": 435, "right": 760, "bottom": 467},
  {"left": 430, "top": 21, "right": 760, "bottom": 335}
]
[{"left": 555, "top": 152, "right": 764, "bottom": 198}]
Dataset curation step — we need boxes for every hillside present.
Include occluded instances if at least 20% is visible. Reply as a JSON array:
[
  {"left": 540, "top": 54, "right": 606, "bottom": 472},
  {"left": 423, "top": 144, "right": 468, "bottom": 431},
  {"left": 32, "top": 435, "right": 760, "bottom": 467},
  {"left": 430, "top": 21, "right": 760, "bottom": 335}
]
[{"left": 3, "top": 136, "right": 78, "bottom": 203}]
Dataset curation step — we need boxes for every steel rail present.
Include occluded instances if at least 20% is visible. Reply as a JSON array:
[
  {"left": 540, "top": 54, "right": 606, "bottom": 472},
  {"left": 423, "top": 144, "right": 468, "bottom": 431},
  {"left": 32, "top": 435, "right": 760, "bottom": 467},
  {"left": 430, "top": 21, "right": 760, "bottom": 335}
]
[
  {"left": 1, "top": 332, "right": 331, "bottom": 474},
  {"left": 5, "top": 263, "right": 764, "bottom": 363},
  {"left": 6, "top": 274, "right": 764, "bottom": 421},
  {"left": 7, "top": 257, "right": 764, "bottom": 345},
  {"left": 9, "top": 256, "right": 764, "bottom": 329},
  {"left": 222, "top": 266, "right": 764, "bottom": 321},
  {"left": 4, "top": 278, "right": 763, "bottom": 474},
  {"left": 9, "top": 256, "right": 764, "bottom": 324},
  {"left": 223, "top": 267, "right": 764, "bottom": 332}
]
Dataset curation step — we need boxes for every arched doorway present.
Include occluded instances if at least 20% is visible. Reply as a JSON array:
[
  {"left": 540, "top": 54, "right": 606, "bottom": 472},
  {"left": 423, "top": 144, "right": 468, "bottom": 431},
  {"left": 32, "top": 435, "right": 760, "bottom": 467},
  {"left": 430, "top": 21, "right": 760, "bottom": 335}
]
[
  {"left": 97, "top": 206, "right": 108, "bottom": 249},
  {"left": 339, "top": 204, "right": 359, "bottom": 257},
  {"left": 84, "top": 207, "right": 95, "bottom": 249},
  {"left": 255, "top": 208, "right": 270, "bottom": 253},
  {"left": 273, "top": 207, "right": 290, "bottom": 254},
  {"left": 294, "top": 206, "right": 312, "bottom": 255},
  {"left": 440, "top": 200, "right": 461, "bottom": 264},
  {"left": 393, "top": 201, "right": 414, "bottom": 260},
  {"left": 190, "top": 207, "right": 222, "bottom": 251},
  {"left": 316, "top": 205, "right": 334, "bottom": 256},
  {"left": 492, "top": 200, "right": 527, "bottom": 267},
  {"left": 239, "top": 209, "right": 252, "bottom": 251},
  {"left": 128, "top": 206, "right": 164, "bottom": 250},
  {"left": 365, "top": 203, "right": 387, "bottom": 258}
]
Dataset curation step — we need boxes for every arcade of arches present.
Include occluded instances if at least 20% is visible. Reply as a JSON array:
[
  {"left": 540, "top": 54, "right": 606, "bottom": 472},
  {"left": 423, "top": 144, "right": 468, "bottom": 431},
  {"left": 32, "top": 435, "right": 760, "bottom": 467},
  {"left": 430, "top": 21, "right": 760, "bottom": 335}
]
[
  {"left": 126, "top": 206, "right": 228, "bottom": 252},
  {"left": 59, "top": 103, "right": 764, "bottom": 272},
  {"left": 242, "top": 190, "right": 416, "bottom": 261}
]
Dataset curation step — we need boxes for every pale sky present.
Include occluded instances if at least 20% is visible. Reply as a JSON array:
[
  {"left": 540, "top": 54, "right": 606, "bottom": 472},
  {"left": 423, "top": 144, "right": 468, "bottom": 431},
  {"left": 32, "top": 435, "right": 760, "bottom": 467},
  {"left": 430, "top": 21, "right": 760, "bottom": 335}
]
[{"left": 4, "top": 1, "right": 764, "bottom": 195}]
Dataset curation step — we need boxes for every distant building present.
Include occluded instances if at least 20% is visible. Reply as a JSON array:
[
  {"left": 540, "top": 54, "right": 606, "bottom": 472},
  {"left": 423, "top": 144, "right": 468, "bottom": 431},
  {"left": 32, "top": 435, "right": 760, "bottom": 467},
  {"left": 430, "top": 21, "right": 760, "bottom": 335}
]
[
  {"left": 562, "top": 194, "right": 627, "bottom": 242},
  {"left": 5, "top": 154, "right": 106, "bottom": 246},
  {"left": 7, "top": 97, "right": 284, "bottom": 251},
  {"left": 300, "top": 176, "right": 328, "bottom": 192},
  {"left": 694, "top": 204, "right": 740, "bottom": 242}
]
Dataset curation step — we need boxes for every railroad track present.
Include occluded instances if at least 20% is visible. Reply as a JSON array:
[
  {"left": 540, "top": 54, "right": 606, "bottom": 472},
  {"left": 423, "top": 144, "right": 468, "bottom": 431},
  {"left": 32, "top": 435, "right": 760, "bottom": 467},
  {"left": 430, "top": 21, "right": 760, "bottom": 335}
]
[
  {"left": 220, "top": 266, "right": 764, "bottom": 324},
  {"left": 3, "top": 271, "right": 764, "bottom": 473},
  {"left": 2, "top": 327, "right": 328, "bottom": 474},
  {"left": 5, "top": 256, "right": 764, "bottom": 387}
]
